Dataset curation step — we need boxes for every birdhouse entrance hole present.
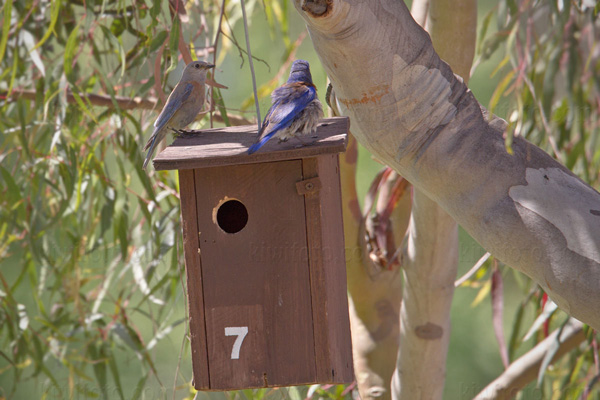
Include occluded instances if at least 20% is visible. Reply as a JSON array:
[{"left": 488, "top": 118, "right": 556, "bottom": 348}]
[
  {"left": 152, "top": 116, "right": 353, "bottom": 391},
  {"left": 215, "top": 199, "right": 248, "bottom": 234}
]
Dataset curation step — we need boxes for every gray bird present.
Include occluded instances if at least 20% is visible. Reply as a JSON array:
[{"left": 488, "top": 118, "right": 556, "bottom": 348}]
[{"left": 143, "top": 60, "right": 215, "bottom": 170}]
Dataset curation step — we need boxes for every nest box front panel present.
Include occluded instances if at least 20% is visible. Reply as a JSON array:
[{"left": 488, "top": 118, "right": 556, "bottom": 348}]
[{"left": 192, "top": 160, "right": 316, "bottom": 390}]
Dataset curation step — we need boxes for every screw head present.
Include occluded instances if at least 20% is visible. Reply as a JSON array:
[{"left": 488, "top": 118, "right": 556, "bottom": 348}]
[{"left": 305, "top": 182, "right": 314, "bottom": 190}]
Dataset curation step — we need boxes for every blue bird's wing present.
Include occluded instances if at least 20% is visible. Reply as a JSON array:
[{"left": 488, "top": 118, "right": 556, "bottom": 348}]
[
  {"left": 266, "top": 83, "right": 315, "bottom": 133},
  {"left": 248, "top": 83, "right": 315, "bottom": 155},
  {"left": 154, "top": 83, "right": 194, "bottom": 132}
]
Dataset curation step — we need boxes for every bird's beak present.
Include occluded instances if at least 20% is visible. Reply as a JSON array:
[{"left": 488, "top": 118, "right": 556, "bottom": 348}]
[{"left": 206, "top": 63, "right": 215, "bottom": 69}]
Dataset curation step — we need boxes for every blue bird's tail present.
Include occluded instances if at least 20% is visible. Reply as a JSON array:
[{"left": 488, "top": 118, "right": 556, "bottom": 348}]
[{"left": 247, "top": 132, "right": 276, "bottom": 155}]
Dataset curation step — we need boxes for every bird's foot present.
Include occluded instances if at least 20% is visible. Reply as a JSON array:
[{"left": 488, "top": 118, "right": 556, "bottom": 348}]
[{"left": 171, "top": 128, "right": 196, "bottom": 138}]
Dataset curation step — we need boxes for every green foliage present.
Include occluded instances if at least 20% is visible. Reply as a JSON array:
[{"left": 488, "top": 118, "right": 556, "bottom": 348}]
[
  {"left": 1, "top": 0, "right": 598, "bottom": 398},
  {"left": 0, "top": 0, "right": 296, "bottom": 398},
  {"left": 478, "top": 0, "right": 600, "bottom": 186},
  {"left": 474, "top": 1, "right": 600, "bottom": 398}
]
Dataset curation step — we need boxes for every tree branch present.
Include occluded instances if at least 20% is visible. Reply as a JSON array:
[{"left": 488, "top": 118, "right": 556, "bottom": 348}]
[
  {"left": 473, "top": 319, "right": 586, "bottom": 400},
  {"left": 455, "top": 252, "right": 491, "bottom": 287},
  {"left": 426, "top": 0, "right": 476, "bottom": 81},
  {"left": 2, "top": 89, "right": 252, "bottom": 126},
  {"left": 391, "top": 1, "right": 474, "bottom": 399},
  {"left": 410, "top": 0, "right": 429, "bottom": 28},
  {"left": 293, "top": 0, "right": 600, "bottom": 331}
]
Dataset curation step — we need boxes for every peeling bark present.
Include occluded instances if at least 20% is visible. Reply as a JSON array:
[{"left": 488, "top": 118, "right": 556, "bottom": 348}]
[{"left": 293, "top": 0, "right": 600, "bottom": 331}]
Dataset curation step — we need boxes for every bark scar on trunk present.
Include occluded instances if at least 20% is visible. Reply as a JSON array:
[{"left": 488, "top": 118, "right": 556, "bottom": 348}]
[
  {"left": 414, "top": 322, "right": 443, "bottom": 339},
  {"left": 301, "top": 0, "right": 333, "bottom": 17}
]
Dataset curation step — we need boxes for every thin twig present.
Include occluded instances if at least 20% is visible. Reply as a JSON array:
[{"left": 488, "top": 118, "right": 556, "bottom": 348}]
[
  {"left": 583, "top": 373, "right": 600, "bottom": 399},
  {"left": 221, "top": 15, "right": 269, "bottom": 70},
  {"left": 521, "top": 74, "right": 563, "bottom": 162},
  {"left": 243, "top": 31, "right": 306, "bottom": 102},
  {"left": 239, "top": 0, "right": 261, "bottom": 130},
  {"left": 209, "top": 0, "right": 227, "bottom": 128},
  {"left": 455, "top": 251, "right": 491, "bottom": 287},
  {"left": 473, "top": 319, "right": 586, "bottom": 400}
]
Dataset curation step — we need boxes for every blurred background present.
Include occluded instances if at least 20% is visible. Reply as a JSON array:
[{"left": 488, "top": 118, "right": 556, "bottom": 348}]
[{"left": 1, "top": 0, "right": 598, "bottom": 399}]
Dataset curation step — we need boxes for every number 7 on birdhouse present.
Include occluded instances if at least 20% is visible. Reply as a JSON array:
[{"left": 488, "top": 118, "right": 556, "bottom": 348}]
[
  {"left": 225, "top": 327, "right": 248, "bottom": 360},
  {"left": 153, "top": 117, "right": 354, "bottom": 391}
]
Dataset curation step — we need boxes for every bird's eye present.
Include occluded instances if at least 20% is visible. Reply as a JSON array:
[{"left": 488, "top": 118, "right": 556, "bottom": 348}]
[{"left": 194, "top": 63, "right": 200, "bottom": 69}]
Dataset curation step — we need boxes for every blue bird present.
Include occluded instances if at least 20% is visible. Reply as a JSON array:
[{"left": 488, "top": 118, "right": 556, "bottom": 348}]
[
  {"left": 248, "top": 59, "right": 324, "bottom": 155},
  {"left": 143, "top": 60, "right": 215, "bottom": 170}
]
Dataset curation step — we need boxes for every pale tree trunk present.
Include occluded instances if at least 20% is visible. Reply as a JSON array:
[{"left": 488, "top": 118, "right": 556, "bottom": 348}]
[
  {"left": 394, "top": 190, "right": 457, "bottom": 400},
  {"left": 293, "top": 0, "right": 600, "bottom": 356},
  {"left": 341, "top": 135, "right": 404, "bottom": 399},
  {"left": 392, "top": 1, "right": 475, "bottom": 399},
  {"left": 333, "top": 95, "right": 407, "bottom": 398},
  {"left": 333, "top": 0, "right": 475, "bottom": 398}
]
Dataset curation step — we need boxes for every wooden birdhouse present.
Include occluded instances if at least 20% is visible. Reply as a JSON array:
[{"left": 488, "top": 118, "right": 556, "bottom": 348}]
[{"left": 153, "top": 116, "right": 353, "bottom": 391}]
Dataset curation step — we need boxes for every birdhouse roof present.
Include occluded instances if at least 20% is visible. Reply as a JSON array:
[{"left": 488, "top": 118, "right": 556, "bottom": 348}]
[{"left": 152, "top": 117, "right": 349, "bottom": 170}]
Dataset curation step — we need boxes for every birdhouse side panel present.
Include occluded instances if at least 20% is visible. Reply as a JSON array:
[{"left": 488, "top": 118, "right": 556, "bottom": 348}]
[
  {"left": 301, "top": 155, "right": 353, "bottom": 384},
  {"left": 314, "top": 154, "right": 353, "bottom": 383},
  {"left": 193, "top": 160, "right": 317, "bottom": 390},
  {"left": 178, "top": 169, "right": 210, "bottom": 389}
]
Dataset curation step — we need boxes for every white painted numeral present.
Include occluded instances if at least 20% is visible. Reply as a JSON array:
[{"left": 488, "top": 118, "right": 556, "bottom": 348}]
[{"left": 224, "top": 326, "right": 248, "bottom": 359}]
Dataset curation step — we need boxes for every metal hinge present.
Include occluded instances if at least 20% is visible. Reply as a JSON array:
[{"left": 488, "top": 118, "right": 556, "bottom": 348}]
[{"left": 296, "top": 177, "right": 322, "bottom": 195}]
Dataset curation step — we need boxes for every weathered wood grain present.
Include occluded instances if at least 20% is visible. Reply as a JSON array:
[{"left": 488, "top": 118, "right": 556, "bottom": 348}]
[
  {"left": 315, "top": 154, "right": 354, "bottom": 384},
  {"left": 175, "top": 117, "right": 352, "bottom": 390},
  {"left": 194, "top": 161, "right": 317, "bottom": 390},
  {"left": 178, "top": 169, "right": 211, "bottom": 389},
  {"left": 153, "top": 117, "right": 348, "bottom": 170},
  {"left": 302, "top": 156, "right": 354, "bottom": 384}
]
